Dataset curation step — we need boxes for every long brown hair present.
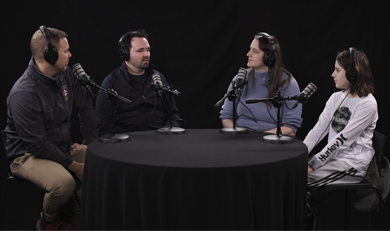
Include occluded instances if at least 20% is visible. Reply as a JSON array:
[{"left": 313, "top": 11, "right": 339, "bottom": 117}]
[
  {"left": 247, "top": 33, "right": 292, "bottom": 107},
  {"left": 336, "top": 49, "right": 375, "bottom": 97}
]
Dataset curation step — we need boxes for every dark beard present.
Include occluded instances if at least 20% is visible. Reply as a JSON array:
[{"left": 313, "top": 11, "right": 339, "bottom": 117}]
[{"left": 139, "top": 62, "right": 149, "bottom": 69}]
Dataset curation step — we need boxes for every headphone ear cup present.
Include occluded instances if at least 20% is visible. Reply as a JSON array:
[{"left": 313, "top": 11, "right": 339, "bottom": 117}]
[
  {"left": 263, "top": 51, "right": 276, "bottom": 67},
  {"left": 118, "top": 43, "right": 129, "bottom": 61},
  {"left": 345, "top": 65, "right": 358, "bottom": 84},
  {"left": 43, "top": 44, "right": 58, "bottom": 65}
]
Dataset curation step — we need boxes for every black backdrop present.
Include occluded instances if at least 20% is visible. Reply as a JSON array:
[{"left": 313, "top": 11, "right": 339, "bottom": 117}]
[{"left": 1, "top": 0, "right": 389, "bottom": 154}]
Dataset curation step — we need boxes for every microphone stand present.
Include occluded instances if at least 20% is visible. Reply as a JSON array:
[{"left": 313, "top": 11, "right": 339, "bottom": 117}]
[
  {"left": 248, "top": 91, "right": 294, "bottom": 144},
  {"left": 215, "top": 88, "right": 248, "bottom": 135},
  {"left": 157, "top": 87, "right": 185, "bottom": 135},
  {"left": 72, "top": 63, "right": 131, "bottom": 142},
  {"left": 98, "top": 89, "right": 131, "bottom": 143}
]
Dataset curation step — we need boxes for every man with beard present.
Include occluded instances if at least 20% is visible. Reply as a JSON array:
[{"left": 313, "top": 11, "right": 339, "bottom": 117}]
[{"left": 95, "top": 29, "right": 180, "bottom": 135}]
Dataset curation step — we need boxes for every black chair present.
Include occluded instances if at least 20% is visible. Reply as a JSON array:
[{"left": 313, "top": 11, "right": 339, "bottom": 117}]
[
  {"left": 323, "top": 131, "right": 386, "bottom": 230},
  {"left": 0, "top": 130, "right": 44, "bottom": 230}
]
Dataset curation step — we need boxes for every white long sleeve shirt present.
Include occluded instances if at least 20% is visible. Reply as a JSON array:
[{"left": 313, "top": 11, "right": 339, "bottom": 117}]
[{"left": 303, "top": 91, "right": 378, "bottom": 174}]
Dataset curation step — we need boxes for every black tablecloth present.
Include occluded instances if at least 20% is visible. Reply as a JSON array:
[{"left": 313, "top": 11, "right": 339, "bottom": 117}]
[{"left": 80, "top": 129, "right": 308, "bottom": 230}]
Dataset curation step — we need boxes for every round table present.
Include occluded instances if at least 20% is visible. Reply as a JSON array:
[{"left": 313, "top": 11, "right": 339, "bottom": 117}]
[{"left": 80, "top": 129, "right": 308, "bottom": 230}]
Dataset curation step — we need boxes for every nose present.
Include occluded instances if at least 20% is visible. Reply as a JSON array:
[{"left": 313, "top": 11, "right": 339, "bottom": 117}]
[
  {"left": 247, "top": 51, "right": 251, "bottom": 57},
  {"left": 68, "top": 51, "right": 72, "bottom": 58},
  {"left": 331, "top": 70, "right": 335, "bottom": 78}
]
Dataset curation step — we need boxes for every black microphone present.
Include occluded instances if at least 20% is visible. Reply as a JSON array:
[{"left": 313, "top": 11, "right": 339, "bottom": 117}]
[
  {"left": 245, "top": 83, "right": 317, "bottom": 107},
  {"left": 245, "top": 98, "right": 270, "bottom": 104},
  {"left": 232, "top": 68, "right": 247, "bottom": 89},
  {"left": 151, "top": 73, "right": 181, "bottom": 96},
  {"left": 291, "top": 83, "right": 317, "bottom": 109},
  {"left": 151, "top": 73, "right": 163, "bottom": 90},
  {"left": 214, "top": 68, "right": 248, "bottom": 108},
  {"left": 72, "top": 63, "right": 91, "bottom": 86},
  {"left": 72, "top": 63, "right": 131, "bottom": 104}
]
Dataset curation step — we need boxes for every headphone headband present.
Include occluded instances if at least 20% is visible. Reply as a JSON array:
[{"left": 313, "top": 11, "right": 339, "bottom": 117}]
[
  {"left": 345, "top": 47, "right": 358, "bottom": 84},
  {"left": 256, "top": 32, "right": 276, "bottom": 52},
  {"left": 255, "top": 32, "right": 276, "bottom": 67},
  {"left": 39, "top": 25, "right": 58, "bottom": 65},
  {"left": 39, "top": 26, "right": 52, "bottom": 46},
  {"left": 118, "top": 30, "right": 148, "bottom": 61},
  {"left": 118, "top": 33, "right": 130, "bottom": 46},
  {"left": 118, "top": 32, "right": 135, "bottom": 61},
  {"left": 349, "top": 47, "right": 356, "bottom": 64}
]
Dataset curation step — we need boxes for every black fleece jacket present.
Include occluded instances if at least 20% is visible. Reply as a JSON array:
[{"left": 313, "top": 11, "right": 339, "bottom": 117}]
[
  {"left": 5, "top": 58, "right": 98, "bottom": 167},
  {"left": 94, "top": 62, "right": 180, "bottom": 136}
]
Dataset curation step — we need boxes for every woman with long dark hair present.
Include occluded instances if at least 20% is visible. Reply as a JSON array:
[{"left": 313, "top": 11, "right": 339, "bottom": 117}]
[{"left": 219, "top": 32, "right": 303, "bottom": 136}]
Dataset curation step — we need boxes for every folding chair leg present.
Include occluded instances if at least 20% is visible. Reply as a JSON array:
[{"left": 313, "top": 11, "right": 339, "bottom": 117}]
[
  {"left": 324, "top": 191, "right": 328, "bottom": 230},
  {"left": 345, "top": 190, "right": 348, "bottom": 230},
  {"left": 74, "top": 190, "right": 81, "bottom": 207},
  {"left": 325, "top": 189, "right": 350, "bottom": 230},
  {"left": 0, "top": 183, "right": 6, "bottom": 229},
  {"left": 375, "top": 188, "right": 384, "bottom": 230}
]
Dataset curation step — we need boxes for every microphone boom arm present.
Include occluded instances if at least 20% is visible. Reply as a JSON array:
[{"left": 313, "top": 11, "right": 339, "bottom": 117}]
[{"left": 83, "top": 78, "right": 131, "bottom": 104}]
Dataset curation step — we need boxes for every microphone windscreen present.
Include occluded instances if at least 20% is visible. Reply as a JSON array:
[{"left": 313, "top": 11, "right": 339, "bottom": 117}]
[
  {"left": 152, "top": 73, "right": 163, "bottom": 89},
  {"left": 301, "top": 83, "right": 317, "bottom": 104},
  {"left": 72, "top": 63, "right": 90, "bottom": 84},
  {"left": 303, "top": 83, "right": 317, "bottom": 98},
  {"left": 235, "top": 68, "right": 247, "bottom": 89}
]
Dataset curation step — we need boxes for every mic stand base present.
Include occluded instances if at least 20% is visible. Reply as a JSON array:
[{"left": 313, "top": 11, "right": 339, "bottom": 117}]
[
  {"left": 98, "top": 133, "right": 131, "bottom": 143},
  {"left": 220, "top": 127, "right": 249, "bottom": 135},
  {"left": 157, "top": 127, "right": 186, "bottom": 135},
  {"left": 262, "top": 134, "right": 294, "bottom": 144}
]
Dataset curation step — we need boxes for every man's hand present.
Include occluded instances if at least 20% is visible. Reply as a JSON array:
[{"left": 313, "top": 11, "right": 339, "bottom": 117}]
[
  {"left": 308, "top": 165, "right": 314, "bottom": 174},
  {"left": 67, "top": 161, "right": 84, "bottom": 181},
  {"left": 71, "top": 143, "right": 87, "bottom": 151}
]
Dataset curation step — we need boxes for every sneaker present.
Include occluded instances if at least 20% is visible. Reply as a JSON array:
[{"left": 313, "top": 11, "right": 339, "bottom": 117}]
[
  {"left": 58, "top": 216, "right": 79, "bottom": 231},
  {"left": 36, "top": 217, "right": 63, "bottom": 231}
]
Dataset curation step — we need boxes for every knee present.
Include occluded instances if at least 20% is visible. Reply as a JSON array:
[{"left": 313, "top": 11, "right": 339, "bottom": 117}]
[{"left": 48, "top": 174, "right": 76, "bottom": 199}]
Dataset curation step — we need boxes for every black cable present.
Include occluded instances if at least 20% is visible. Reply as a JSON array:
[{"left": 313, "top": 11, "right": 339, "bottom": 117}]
[
  {"left": 237, "top": 92, "right": 258, "bottom": 122},
  {"left": 236, "top": 114, "right": 258, "bottom": 123},
  {"left": 147, "top": 90, "right": 158, "bottom": 128}
]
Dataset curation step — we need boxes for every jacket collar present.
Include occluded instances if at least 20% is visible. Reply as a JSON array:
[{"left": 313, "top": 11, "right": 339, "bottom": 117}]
[{"left": 27, "top": 57, "right": 66, "bottom": 86}]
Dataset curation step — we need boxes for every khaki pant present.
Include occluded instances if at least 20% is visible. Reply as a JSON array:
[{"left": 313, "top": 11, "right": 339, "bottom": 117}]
[{"left": 10, "top": 149, "right": 86, "bottom": 222}]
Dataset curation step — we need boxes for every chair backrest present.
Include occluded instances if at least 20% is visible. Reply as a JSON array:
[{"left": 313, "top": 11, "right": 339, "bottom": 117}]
[{"left": 372, "top": 131, "right": 387, "bottom": 177}]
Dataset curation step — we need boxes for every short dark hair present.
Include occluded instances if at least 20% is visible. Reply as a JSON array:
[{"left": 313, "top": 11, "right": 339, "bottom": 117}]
[
  {"left": 30, "top": 27, "right": 68, "bottom": 62},
  {"left": 120, "top": 29, "right": 148, "bottom": 50},
  {"left": 336, "top": 49, "right": 375, "bottom": 97}
]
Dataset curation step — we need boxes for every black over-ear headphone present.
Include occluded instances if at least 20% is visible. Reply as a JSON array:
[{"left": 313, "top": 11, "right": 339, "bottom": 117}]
[
  {"left": 256, "top": 32, "right": 276, "bottom": 68},
  {"left": 345, "top": 47, "right": 358, "bottom": 84},
  {"left": 39, "top": 25, "right": 58, "bottom": 65},
  {"left": 118, "top": 32, "right": 132, "bottom": 61}
]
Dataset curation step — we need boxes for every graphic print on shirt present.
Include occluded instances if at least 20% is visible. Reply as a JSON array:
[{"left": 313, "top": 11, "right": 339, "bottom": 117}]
[
  {"left": 331, "top": 106, "right": 351, "bottom": 133},
  {"left": 62, "top": 85, "right": 68, "bottom": 101}
]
